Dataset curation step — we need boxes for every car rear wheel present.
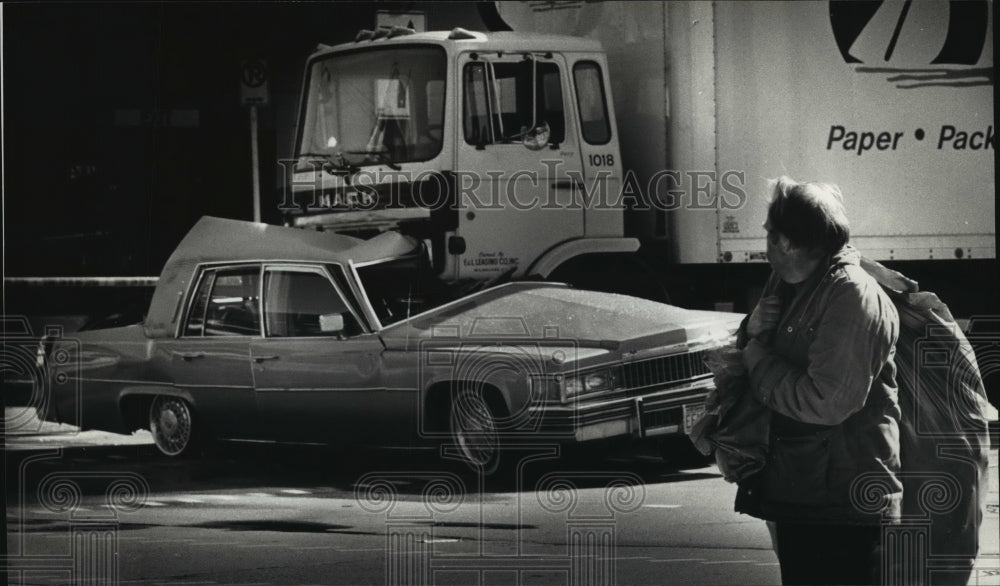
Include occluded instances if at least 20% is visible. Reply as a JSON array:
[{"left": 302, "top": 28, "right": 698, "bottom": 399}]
[
  {"left": 449, "top": 390, "right": 502, "bottom": 473},
  {"left": 149, "top": 396, "right": 197, "bottom": 457}
]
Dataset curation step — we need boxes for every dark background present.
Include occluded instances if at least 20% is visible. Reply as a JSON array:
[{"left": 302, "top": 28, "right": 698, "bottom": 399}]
[
  {"left": 4, "top": 2, "right": 486, "bottom": 278},
  {"left": 2, "top": 2, "right": 488, "bottom": 323}
]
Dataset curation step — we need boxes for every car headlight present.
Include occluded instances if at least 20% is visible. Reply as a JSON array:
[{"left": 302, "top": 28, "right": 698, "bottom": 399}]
[{"left": 563, "top": 368, "right": 619, "bottom": 398}]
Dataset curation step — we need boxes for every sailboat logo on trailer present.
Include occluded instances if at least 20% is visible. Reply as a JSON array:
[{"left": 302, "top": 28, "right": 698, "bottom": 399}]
[{"left": 829, "top": 0, "right": 992, "bottom": 88}]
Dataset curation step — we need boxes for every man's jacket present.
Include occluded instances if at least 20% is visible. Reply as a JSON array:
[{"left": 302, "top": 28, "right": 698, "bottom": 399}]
[{"left": 735, "top": 245, "right": 902, "bottom": 524}]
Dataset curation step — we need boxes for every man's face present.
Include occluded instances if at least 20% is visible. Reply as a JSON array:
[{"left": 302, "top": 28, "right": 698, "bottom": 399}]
[{"left": 764, "top": 219, "right": 795, "bottom": 280}]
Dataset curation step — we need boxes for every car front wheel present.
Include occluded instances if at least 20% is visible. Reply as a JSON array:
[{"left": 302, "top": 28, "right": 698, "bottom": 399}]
[
  {"left": 149, "top": 395, "right": 197, "bottom": 457},
  {"left": 449, "top": 390, "right": 503, "bottom": 473}
]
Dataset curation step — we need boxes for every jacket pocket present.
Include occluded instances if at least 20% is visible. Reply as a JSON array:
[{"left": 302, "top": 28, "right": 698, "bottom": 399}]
[{"left": 761, "top": 430, "right": 833, "bottom": 505}]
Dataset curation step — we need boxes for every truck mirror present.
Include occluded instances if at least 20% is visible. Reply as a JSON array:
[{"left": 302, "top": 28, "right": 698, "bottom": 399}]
[
  {"left": 523, "top": 121, "right": 551, "bottom": 151},
  {"left": 319, "top": 313, "right": 345, "bottom": 334}
]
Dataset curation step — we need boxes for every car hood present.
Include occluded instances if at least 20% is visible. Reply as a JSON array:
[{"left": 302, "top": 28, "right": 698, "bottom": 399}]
[{"left": 379, "top": 283, "right": 743, "bottom": 355}]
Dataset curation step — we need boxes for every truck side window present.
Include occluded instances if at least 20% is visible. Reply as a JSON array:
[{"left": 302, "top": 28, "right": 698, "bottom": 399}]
[
  {"left": 263, "top": 269, "right": 361, "bottom": 337},
  {"left": 463, "top": 60, "right": 565, "bottom": 146},
  {"left": 425, "top": 80, "right": 444, "bottom": 141},
  {"left": 573, "top": 62, "right": 611, "bottom": 145},
  {"left": 463, "top": 63, "right": 493, "bottom": 144}
]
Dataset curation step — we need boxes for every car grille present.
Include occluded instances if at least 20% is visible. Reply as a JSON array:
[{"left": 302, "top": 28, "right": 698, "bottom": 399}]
[
  {"left": 641, "top": 405, "right": 681, "bottom": 430},
  {"left": 621, "top": 350, "right": 710, "bottom": 391}
]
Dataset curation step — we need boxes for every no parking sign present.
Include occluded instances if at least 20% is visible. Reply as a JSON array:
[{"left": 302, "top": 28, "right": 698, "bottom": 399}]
[
  {"left": 240, "top": 59, "right": 270, "bottom": 106},
  {"left": 241, "top": 58, "right": 269, "bottom": 221}
]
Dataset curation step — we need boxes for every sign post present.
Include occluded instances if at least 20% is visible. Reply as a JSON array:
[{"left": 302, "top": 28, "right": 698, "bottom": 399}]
[{"left": 240, "top": 59, "right": 270, "bottom": 222}]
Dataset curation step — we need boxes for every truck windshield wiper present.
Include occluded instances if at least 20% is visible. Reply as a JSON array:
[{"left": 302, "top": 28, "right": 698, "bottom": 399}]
[
  {"left": 343, "top": 149, "right": 402, "bottom": 171},
  {"left": 296, "top": 152, "right": 359, "bottom": 175}
]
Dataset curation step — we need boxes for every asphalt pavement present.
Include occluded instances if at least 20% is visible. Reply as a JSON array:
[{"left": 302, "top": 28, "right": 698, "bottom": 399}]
[{"left": 4, "top": 407, "right": 1000, "bottom": 585}]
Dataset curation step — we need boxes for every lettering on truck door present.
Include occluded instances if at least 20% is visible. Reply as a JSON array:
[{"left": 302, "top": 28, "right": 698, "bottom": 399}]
[{"left": 454, "top": 51, "right": 585, "bottom": 280}]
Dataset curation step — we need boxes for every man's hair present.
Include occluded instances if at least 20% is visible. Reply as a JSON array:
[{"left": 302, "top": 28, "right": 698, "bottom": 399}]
[{"left": 767, "top": 176, "right": 850, "bottom": 254}]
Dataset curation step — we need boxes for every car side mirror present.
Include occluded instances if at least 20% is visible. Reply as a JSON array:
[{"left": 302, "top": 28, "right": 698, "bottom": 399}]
[
  {"left": 523, "top": 121, "right": 551, "bottom": 151},
  {"left": 319, "top": 313, "right": 345, "bottom": 334}
]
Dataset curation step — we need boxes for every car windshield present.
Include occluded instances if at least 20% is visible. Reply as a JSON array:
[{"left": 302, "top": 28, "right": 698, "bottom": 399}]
[
  {"left": 297, "top": 46, "right": 446, "bottom": 168},
  {"left": 354, "top": 256, "right": 457, "bottom": 327}
]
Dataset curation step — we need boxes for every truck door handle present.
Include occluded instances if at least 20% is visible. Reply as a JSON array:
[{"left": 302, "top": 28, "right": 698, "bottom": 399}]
[
  {"left": 551, "top": 179, "right": 583, "bottom": 190},
  {"left": 175, "top": 352, "right": 205, "bottom": 361},
  {"left": 253, "top": 355, "right": 280, "bottom": 362}
]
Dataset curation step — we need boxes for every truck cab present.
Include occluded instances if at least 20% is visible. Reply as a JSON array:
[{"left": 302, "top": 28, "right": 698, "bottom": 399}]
[{"left": 287, "top": 28, "right": 639, "bottom": 288}]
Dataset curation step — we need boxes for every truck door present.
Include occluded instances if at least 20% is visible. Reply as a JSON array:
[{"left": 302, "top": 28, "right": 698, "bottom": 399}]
[
  {"left": 567, "top": 56, "right": 623, "bottom": 239},
  {"left": 453, "top": 51, "right": 585, "bottom": 281}
]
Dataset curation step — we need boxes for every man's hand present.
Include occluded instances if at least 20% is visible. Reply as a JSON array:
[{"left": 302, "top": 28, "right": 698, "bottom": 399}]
[{"left": 746, "top": 295, "right": 781, "bottom": 340}]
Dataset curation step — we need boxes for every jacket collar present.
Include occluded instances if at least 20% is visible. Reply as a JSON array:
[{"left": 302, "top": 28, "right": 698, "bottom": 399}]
[
  {"left": 762, "top": 244, "right": 859, "bottom": 316},
  {"left": 828, "top": 244, "right": 861, "bottom": 270}
]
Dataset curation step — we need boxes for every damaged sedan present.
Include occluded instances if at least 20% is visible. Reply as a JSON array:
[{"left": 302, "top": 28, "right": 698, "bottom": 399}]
[{"left": 42, "top": 217, "right": 742, "bottom": 471}]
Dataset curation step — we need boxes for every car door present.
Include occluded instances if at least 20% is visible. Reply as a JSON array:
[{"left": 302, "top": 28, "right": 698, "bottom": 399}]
[
  {"left": 161, "top": 264, "right": 260, "bottom": 439},
  {"left": 249, "top": 264, "right": 385, "bottom": 443}
]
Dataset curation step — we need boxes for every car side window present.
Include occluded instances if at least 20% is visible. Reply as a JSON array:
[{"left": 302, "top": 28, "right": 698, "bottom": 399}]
[
  {"left": 183, "top": 271, "right": 215, "bottom": 336},
  {"left": 263, "top": 269, "right": 362, "bottom": 337},
  {"left": 185, "top": 267, "right": 262, "bottom": 337}
]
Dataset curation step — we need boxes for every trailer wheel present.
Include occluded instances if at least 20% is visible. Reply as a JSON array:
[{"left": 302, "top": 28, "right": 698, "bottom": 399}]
[{"left": 149, "top": 396, "right": 198, "bottom": 457}]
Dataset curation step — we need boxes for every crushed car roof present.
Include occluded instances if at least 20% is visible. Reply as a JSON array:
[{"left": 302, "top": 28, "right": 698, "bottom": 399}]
[
  {"left": 144, "top": 217, "right": 421, "bottom": 337},
  {"left": 311, "top": 30, "right": 603, "bottom": 57}
]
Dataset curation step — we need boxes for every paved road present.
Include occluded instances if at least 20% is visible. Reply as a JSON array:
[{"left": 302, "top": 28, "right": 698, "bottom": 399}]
[{"left": 3, "top": 410, "right": 999, "bottom": 585}]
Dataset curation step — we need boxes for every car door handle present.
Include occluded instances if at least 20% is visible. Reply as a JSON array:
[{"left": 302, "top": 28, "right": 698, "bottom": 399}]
[
  {"left": 174, "top": 352, "right": 205, "bottom": 361},
  {"left": 253, "top": 355, "right": 280, "bottom": 362}
]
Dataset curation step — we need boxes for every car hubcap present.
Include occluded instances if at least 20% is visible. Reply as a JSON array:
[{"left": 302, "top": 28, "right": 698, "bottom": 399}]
[
  {"left": 150, "top": 396, "right": 192, "bottom": 456},
  {"left": 451, "top": 392, "right": 498, "bottom": 468}
]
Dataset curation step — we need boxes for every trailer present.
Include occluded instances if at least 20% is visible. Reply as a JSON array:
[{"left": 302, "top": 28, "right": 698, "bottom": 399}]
[{"left": 284, "top": 1, "right": 994, "bottom": 313}]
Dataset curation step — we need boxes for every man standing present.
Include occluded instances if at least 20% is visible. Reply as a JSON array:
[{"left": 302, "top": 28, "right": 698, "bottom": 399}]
[{"left": 736, "top": 176, "right": 901, "bottom": 585}]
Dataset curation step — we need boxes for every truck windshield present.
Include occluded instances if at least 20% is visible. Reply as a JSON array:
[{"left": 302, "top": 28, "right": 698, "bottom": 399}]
[{"left": 298, "top": 46, "right": 446, "bottom": 168}]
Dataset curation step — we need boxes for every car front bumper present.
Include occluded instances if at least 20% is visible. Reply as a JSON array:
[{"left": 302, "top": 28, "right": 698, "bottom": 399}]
[{"left": 527, "top": 378, "right": 712, "bottom": 443}]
